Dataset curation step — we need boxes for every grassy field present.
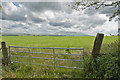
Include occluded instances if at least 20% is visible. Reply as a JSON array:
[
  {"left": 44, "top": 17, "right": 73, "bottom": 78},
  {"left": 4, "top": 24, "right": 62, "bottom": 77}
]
[
  {"left": 2, "top": 36, "right": 118, "bottom": 50},
  {"left": 1, "top": 35, "right": 118, "bottom": 78}
]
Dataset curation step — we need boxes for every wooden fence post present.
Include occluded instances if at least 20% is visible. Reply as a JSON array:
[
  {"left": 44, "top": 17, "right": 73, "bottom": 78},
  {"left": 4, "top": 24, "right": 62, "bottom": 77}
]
[
  {"left": 92, "top": 33, "right": 104, "bottom": 58},
  {"left": 1, "top": 41, "right": 9, "bottom": 65}
]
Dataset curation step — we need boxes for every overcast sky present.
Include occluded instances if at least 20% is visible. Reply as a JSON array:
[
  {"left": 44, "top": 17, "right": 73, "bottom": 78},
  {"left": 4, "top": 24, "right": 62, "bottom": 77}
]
[{"left": 1, "top": 2, "right": 118, "bottom": 36}]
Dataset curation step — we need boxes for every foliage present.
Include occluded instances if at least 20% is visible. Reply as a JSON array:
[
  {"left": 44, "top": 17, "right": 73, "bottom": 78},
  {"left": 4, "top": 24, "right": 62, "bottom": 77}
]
[
  {"left": 72, "top": 1, "right": 120, "bottom": 21},
  {"left": 84, "top": 40, "right": 120, "bottom": 79},
  {"left": 0, "top": 5, "right": 1, "bottom": 31},
  {"left": 65, "top": 46, "right": 71, "bottom": 54},
  {"left": 101, "top": 40, "right": 119, "bottom": 55},
  {"left": 0, "top": 5, "right": 1, "bottom": 11}
]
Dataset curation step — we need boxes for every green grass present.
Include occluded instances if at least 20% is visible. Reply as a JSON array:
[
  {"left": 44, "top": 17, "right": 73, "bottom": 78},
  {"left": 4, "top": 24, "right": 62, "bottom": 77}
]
[
  {"left": 2, "top": 63, "right": 84, "bottom": 78},
  {"left": 2, "top": 36, "right": 118, "bottom": 50},
  {"left": 2, "top": 36, "right": 118, "bottom": 78}
]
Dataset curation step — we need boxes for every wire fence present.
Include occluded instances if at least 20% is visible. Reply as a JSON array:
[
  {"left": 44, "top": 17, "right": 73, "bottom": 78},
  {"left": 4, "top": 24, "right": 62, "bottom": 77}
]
[{"left": 9, "top": 46, "right": 84, "bottom": 69}]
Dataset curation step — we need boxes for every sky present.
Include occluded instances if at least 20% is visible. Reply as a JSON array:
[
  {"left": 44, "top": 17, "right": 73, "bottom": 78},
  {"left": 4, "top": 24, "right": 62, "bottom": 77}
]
[{"left": 1, "top": 2, "right": 118, "bottom": 36}]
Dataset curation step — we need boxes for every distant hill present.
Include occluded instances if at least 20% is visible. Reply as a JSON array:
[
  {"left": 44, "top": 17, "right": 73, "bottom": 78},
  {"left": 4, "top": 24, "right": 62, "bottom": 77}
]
[
  {"left": 2, "top": 31, "right": 89, "bottom": 36},
  {"left": 55, "top": 31, "right": 89, "bottom": 36}
]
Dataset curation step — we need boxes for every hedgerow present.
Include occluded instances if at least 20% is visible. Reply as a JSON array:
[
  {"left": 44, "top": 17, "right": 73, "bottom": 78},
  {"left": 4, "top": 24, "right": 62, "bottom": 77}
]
[{"left": 85, "top": 40, "right": 120, "bottom": 79}]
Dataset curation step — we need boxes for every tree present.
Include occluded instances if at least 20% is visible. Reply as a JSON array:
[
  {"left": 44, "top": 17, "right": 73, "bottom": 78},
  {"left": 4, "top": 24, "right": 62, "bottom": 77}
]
[
  {"left": 0, "top": 5, "right": 1, "bottom": 11},
  {"left": 72, "top": 1, "right": 120, "bottom": 21},
  {"left": 0, "top": 5, "right": 1, "bottom": 33}
]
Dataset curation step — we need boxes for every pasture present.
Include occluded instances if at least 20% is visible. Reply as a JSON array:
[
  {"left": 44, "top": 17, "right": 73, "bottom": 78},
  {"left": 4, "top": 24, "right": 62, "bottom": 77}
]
[
  {"left": 2, "top": 35, "right": 118, "bottom": 78},
  {"left": 2, "top": 36, "right": 118, "bottom": 51}
]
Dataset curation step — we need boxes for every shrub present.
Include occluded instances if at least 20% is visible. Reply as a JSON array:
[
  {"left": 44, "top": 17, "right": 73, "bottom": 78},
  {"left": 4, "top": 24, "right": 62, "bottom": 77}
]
[
  {"left": 85, "top": 40, "right": 120, "bottom": 79},
  {"left": 65, "top": 46, "right": 71, "bottom": 54}
]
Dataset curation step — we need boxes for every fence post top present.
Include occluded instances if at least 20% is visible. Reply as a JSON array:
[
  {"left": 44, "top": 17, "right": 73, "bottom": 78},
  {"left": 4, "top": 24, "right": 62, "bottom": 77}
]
[
  {"left": 97, "top": 33, "right": 104, "bottom": 35},
  {"left": 1, "top": 41, "right": 5, "bottom": 43}
]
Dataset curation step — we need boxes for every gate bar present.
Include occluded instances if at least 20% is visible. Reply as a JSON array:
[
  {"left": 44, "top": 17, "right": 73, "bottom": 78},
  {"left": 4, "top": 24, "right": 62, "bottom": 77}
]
[{"left": 9, "top": 46, "right": 84, "bottom": 50}]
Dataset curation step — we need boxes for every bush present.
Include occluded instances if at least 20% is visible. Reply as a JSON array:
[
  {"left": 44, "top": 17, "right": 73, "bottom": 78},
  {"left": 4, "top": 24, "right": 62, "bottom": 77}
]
[
  {"left": 65, "top": 46, "right": 71, "bottom": 54},
  {"left": 85, "top": 40, "right": 120, "bottom": 79}
]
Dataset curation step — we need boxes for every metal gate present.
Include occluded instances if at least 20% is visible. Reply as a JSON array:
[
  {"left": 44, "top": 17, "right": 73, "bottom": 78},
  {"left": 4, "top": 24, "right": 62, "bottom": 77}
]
[{"left": 8, "top": 46, "right": 84, "bottom": 69}]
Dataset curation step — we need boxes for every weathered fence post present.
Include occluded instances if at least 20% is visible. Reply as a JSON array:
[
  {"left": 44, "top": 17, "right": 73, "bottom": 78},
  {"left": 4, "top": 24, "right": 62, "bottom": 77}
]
[
  {"left": 92, "top": 33, "right": 104, "bottom": 58},
  {"left": 1, "top": 41, "right": 9, "bottom": 65}
]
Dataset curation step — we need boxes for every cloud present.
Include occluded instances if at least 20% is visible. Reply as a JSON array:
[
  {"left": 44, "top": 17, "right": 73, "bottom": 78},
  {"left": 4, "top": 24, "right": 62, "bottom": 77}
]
[
  {"left": 83, "top": 3, "right": 118, "bottom": 17},
  {"left": 28, "top": 14, "right": 47, "bottom": 23},
  {"left": 2, "top": 20, "right": 29, "bottom": 32},
  {"left": 49, "top": 20, "right": 74, "bottom": 28},
  {"left": 21, "top": 2, "right": 73, "bottom": 14},
  {"left": 1, "top": 2, "right": 118, "bottom": 36},
  {"left": 2, "top": 2, "right": 27, "bottom": 22},
  {"left": 81, "top": 14, "right": 107, "bottom": 29}
]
